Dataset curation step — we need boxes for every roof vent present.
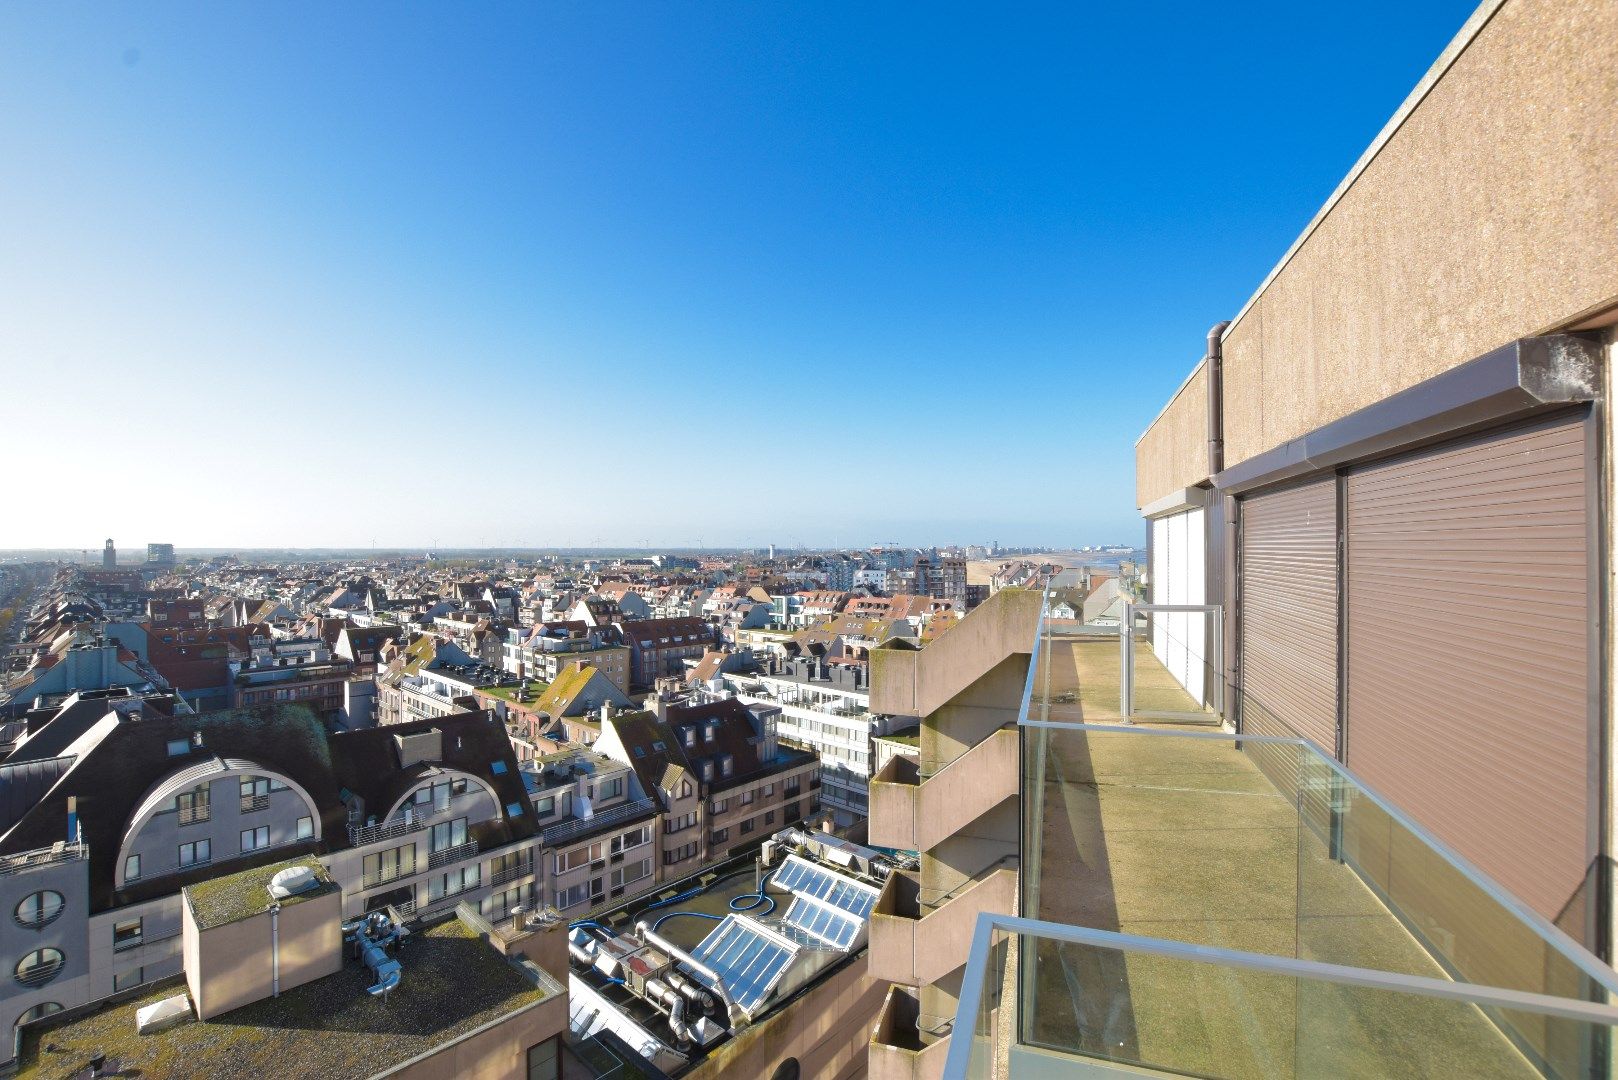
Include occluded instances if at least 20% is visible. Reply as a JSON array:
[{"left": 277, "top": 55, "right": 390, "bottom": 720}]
[{"left": 268, "top": 865, "right": 319, "bottom": 899}]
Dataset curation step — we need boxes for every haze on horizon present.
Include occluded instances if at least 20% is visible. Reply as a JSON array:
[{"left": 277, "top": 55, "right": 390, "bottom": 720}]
[{"left": 0, "top": 2, "right": 1473, "bottom": 551}]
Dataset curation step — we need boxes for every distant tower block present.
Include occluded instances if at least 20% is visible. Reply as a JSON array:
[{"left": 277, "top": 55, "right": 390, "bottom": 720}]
[
  {"left": 146, "top": 543, "right": 176, "bottom": 568},
  {"left": 103, "top": 539, "right": 117, "bottom": 568}
]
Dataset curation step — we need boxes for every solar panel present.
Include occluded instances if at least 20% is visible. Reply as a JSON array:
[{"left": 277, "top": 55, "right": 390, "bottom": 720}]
[
  {"left": 689, "top": 915, "right": 798, "bottom": 1015},
  {"left": 772, "top": 854, "right": 879, "bottom": 919},
  {"left": 782, "top": 895, "right": 861, "bottom": 949}
]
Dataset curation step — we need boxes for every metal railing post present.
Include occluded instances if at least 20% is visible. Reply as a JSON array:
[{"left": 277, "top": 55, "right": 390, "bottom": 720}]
[{"left": 1121, "top": 603, "right": 1135, "bottom": 719}]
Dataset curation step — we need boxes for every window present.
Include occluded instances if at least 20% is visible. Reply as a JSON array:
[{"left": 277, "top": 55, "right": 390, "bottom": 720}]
[
  {"left": 527, "top": 1036, "right": 561, "bottom": 1080},
  {"left": 611, "top": 858, "right": 651, "bottom": 889},
  {"left": 764, "top": 783, "right": 775, "bottom": 797},
  {"left": 612, "top": 826, "right": 650, "bottom": 853},
  {"left": 557, "top": 882, "right": 590, "bottom": 909},
  {"left": 633, "top": 746, "right": 646, "bottom": 758},
  {"left": 741, "top": 819, "right": 755, "bottom": 836},
  {"left": 124, "top": 854, "right": 141, "bottom": 882},
  {"left": 597, "top": 776, "right": 623, "bottom": 800},
  {"left": 14, "top": 891, "right": 65, "bottom": 930},
  {"left": 701, "top": 760, "right": 714, "bottom": 781},
  {"left": 680, "top": 779, "right": 692, "bottom": 798},
  {"left": 178, "top": 839, "right": 211, "bottom": 867},
  {"left": 556, "top": 842, "right": 604, "bottom": 874},
  {"left": 663, "top": 842, "right": 697, "bottom": 865},
  {"left": 241, "top": 826, "right": 270, "bottom": 852},
  {"left": 765, "top": 810, "right": 775, "bottom": 826},
  {"left": 739, "top": 790, "right": 755, "bottom": 807},
  {"left": 652, "top": 740, "right": 666, "bottom": 751},
  {"left": 786, "top": 801, "right": 800, "bottom": 822},
  {"left": 710, "top": 828, "right": 729, "bottom": 846},
  {"left": 711, "top": 797, "right": 729, "bottom": 815},
  {"left": 15, "top": 1002, "right": 62, "bottom": 1026},
  {"left": 166, "top": 738, "right": 189, "bottom": 757},
  {"left": 427, "top": 864, "right": 480, "bottom": 902},
  {"left": 535, "top": 796, "right": 555, "bottom": 816},
  {"left": 684, "top": 728, "right": 696, "bottom": 747},
  {"left": 114, "top": 966, "right": 144, "bottom": 992},
  {"left": 297, "top": 815, "right": 314, "bottom": 840},
  {"left": 430, "top": 817, "right": 468, "bottom": 853},
  {"left": 174, "top": 784, "right": 211, "bottom": 825},
  {"left": 14, "top": 949, "right": 63, "bottom": 987},
  {"left": 363, "top": 844, "right": 417, "bottom": 888},
  {"left": 491, "top": 760, "right": 508, "bottom": 775},
  {"left": 114, "top": 918, "right": 143, "bottom": 951},
  {"left": 505, "top": 801, "right": 524, "bottom": 818},
  {"left": 240, "top": 776, "right": 273, "bottom": 812},
  {"left": 704, "top": 723, "right": 715, "bottom": 744}
]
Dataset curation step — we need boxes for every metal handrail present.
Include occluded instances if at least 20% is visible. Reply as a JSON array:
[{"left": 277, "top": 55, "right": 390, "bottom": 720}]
[
  {"left": 349, "top": 815, "right": 425, "bottom": 847},
  {"left": 427, "top": 839, "right": 478, "bottom": 869},
  {"left": 0, "top": 841, "right": 87, "bottom": 877},
  {"left": 541, "top": 797, "right": 655, "bottom": 846},
  {"left": 943, "top": 911, "right": 1618, "bottom": 1080}
]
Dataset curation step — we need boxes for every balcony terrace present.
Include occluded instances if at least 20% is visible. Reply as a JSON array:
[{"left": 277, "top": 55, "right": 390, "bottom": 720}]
[
  {"left": 866, "top": 595, "right": 1618, "bottom": 1079},
  {"left": 944, "top": 612, "right": 1618, "bottom": 1078}
]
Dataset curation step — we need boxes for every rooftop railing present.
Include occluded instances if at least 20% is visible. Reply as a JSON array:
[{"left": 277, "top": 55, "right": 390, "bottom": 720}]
[
  {"left": 943, "top": 602, "right": 1618, "bottom": 1079},
  {"left": 541, "top": 796, "right": 656, "bottom": 846},
  {"left": 0, "top": 841, "right": 87, "bottom": 877}
]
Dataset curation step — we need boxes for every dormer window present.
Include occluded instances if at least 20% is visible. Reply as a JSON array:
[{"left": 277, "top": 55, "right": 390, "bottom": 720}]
[
  {"left": 701, "top": 760, "right": 714, "bottom": 781},
  {"left": 491, "top": 761, "right": 508, "bottom": 775}
]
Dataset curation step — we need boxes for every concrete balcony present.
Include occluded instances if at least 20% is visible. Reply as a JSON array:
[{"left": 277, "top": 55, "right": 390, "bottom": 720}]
[
  {"left": 868, "top": 725, "right": 1019, "bottom": 852},
  {"left": 869, "top": 864, "right": 1018, "bottom": 987},
  {"left": 869, "top": 587, "right": 1041, "bottom": 719},
  {"left": 869, "top": 985, "right": 950, "bottom": 1080}
]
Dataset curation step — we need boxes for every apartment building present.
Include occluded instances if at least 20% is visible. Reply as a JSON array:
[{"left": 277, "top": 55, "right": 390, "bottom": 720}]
[
  {"left": 501, "top": 621, "right": 631, "bottom": 692},
  {"left": 718, "top": 656, "right": 891, "bottom": 825},
  {"left": 0, "top": 703, "right": 550, "bottom": 1060},
  {"left": 616, "top": 616, "right": 717, "bottom": 691},
  {"left": 227, "top": 639, "right": 352, "bottom": 719},
  {"left": 865, "top": 3, "right": 1618, "bottom": 1077}
]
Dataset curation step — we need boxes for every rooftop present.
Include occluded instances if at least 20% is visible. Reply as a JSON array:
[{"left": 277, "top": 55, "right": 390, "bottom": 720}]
[
  {"left": 184, "top": 856, "right": 339, "bottom": 930},
  {"left": 16, "top": 916, "right": 557, "bottom": 1080},
  {"left": 477, "top": 681, "right": 550, "bottom": 706}
]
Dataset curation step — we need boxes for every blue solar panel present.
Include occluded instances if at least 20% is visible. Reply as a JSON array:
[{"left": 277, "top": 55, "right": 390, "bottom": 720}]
[
  {"left": 690, "top": 915, "right": 798, "bottom": 1015},
  {"left": 772, "top": 855, "right": 879, "bottom": 919}
]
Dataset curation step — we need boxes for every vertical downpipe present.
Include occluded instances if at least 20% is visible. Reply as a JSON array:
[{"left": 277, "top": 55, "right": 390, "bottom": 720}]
[
  {"left": 270, "top": 902, "right": 282, "bottom": 997},
  {"left": 1204, "top": 321, "right": 1234, "bottom": 725}
]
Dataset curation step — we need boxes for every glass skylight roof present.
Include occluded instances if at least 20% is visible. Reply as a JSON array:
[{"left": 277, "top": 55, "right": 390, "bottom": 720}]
[
  {"left": 689, "top": 915, "right": 799, "bottom": 1016},
  {"left": 782, "top": 895, "right": 862, "bottom": 949},
  {"left": 772, "top": 854, "right": 879, "bottom": 919}
]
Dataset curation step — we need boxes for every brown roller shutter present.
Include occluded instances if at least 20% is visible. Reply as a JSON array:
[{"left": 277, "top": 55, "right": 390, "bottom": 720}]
[
  {"left": 1345, "top": 410, "right": 1591, "bottom": 929},
  {"left": 1238, "top": 476, "right": 1339, "bottom": 755}
]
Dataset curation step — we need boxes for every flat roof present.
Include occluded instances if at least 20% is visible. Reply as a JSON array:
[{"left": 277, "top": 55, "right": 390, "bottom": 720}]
[
  {"left": 185, "top": 856, "right": 339, "bottom": 930},
  {"left": 15, "top": 917, "right": 556, "bottom": 1080}
]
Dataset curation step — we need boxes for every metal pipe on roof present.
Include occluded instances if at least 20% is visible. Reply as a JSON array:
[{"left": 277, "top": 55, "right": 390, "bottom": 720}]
[{"left": 636, "top": 922, "right": 743, "bottom": 1027}]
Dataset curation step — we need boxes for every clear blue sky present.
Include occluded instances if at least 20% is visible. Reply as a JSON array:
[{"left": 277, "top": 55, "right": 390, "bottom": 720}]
[{"left": 0, "top": 2, "right": 1477, "bottom": 551}]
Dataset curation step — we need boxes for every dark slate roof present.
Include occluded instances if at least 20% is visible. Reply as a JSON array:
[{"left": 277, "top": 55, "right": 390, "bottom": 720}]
[
  {"left": 602, "top": 711, "right": 689, "bottom": 807},
  {"left": 0, "top": 703, "right": 531, "bottom": 913}
]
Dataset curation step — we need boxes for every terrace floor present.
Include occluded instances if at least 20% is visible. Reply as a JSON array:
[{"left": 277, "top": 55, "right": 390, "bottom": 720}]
[{"left": 1019, "top": 635, "right": 1539, "bottom": 1079}]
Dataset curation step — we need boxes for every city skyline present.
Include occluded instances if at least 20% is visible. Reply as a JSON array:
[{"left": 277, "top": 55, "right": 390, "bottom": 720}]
[{"left": 1, "top": 2, "right": 1473, "bottom": 548}]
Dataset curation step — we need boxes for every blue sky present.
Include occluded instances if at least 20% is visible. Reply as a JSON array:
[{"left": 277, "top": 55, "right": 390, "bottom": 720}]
[{"left": 0, "top": 2, "right": 1477, "bottom": 551}]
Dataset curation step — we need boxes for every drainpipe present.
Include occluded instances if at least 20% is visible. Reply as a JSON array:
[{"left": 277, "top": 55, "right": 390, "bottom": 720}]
[
  {"left": 1205, "top": 320, "right": 1231, "bottom": 478},
  {"left": 269, "top": 902, "right": 282, "bottom": 997},
  {"left": 1204, "top": 320, "right": 1233, "bottom": 722}
]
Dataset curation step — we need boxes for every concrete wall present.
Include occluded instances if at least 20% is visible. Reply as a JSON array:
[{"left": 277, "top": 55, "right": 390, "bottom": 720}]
[
  {"left": 184, "top": 887, "right": 342, "bottom": 1020},
  {"left": 688, "top": 953, "right": 885, "bottom": 1080},
  {"left": 382, "top": 993, "right": 569, "bottom": 1080},
  {"left": 1136, "top": 0, "right": 1618, "bottom": 493},
  {"left": 1224, "top": 0, "right": 1617, "bottom": 467},
  {"left": 1135, "top": 361, "right": 1209, "bottom": 508}
]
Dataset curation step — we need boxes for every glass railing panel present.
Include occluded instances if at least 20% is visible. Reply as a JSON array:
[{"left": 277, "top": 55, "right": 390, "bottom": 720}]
[{"left": 950, "top": 918, "right": 1618, "bottom": 1080}]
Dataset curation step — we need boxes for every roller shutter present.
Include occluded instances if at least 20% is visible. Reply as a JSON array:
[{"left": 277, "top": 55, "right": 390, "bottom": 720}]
[
  {"left": 1238, "top": 477, "right": 1339, "bottom": 755},
  {"left": 1344, "top": 410, "right": 1592, "bottom": 928}
]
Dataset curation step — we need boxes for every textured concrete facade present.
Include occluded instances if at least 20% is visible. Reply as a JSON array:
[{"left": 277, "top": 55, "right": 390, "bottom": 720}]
[
  {"left": 1134, "top": 360, "right": 1208, "bottom": 509},
  {"left": 1137, "top": 0, "right": 1618, "bottom": 492}
]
